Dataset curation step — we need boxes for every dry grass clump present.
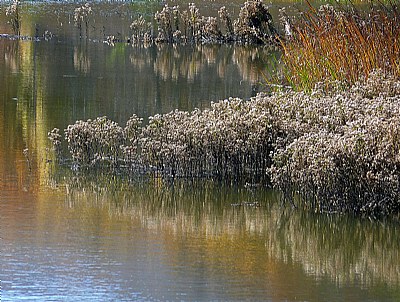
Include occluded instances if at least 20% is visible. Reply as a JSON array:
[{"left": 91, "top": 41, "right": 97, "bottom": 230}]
[
  {"left": 63, "top": 116, "right": 140, "bottom": 166},
  {"left": 49, "top": 73, "right": 400, "bottom": 216},
  {"left": 5, "top": 0, "right": 20, "bottom": 35},
  {"left": 233, "top": 0, "right": 277, "bottom": 44},
  {"left": 130, "top": 15, "right": 152, "bottom": 45},
  {"left": 130, "top": 0, "right": 277, "bottom": 45},
  {"left": 74, "top": 2, "right": 93, "bottom": 38},
  {"left": 269, "top": 72, "right": 400, "bottom": 216},
  {"left": 51, "top": 100, "right": 280, "bottom": 182},
  {"left": 280, "top": 1, "right": 400, "bottom": 91},
  {"left": 137, "top": 99, "right": 278, "bottom": 181}
]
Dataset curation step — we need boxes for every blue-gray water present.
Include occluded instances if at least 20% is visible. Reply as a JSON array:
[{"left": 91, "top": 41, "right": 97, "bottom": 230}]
[{"left": 1, "top": 1, "right": 400, "bottom": 301}]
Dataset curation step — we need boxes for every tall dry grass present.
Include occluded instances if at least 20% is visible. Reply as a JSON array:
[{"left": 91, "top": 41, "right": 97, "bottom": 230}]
[{"left": 280, "top": 1, "right": 400, "bottom": 91}]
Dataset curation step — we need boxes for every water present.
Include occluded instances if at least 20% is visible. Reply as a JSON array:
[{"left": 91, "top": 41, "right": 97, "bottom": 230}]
[{"left": 1, "top": 1, "right": 400, "bottom": 301}]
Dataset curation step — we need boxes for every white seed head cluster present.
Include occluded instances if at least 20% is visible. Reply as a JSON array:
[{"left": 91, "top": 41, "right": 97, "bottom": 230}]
[
  {"left": 5, "top": 0, "right": 20, "bottom": 35},
  {"left": 5, "top": 0, "right": 19, "bottom": 16},
  {"left": 130, "top": 15, "right": 152, "bottom": 44},
  {"left": 74, "top": 3, "right": 92, "bottom": 28},
  {"left": 61, "top": 116, "right": 134, "bottom": 165},
  {"left": 74, "top": 3, "right": 93, "bottom": 37},
  {"left": 268, "top": 72, "right": 400, "bottom": 216}
]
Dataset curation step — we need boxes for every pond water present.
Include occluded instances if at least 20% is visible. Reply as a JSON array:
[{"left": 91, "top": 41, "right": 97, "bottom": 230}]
[{"left": 1, "top": 1, "right": 400, "bottom": 301}]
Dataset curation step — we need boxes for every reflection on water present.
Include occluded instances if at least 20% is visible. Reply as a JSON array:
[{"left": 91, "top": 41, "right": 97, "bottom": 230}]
[
  {"left": 58, "top": 174, "right": 400, "bottom": 289},
  {"left": 73, "top": 44, "right": 91, "bottom": 74},
  {"left": 3, "top": 170, "right": 399, "bottom": 301},
  {"left": 3, "top": 39, "right": 19, "bottom": 72},
  {"left": 149, "top": 43, "right": 276, "bottom": 84},
  {"left": 0, "top": 38, "right": 272, "bottom": 125}
]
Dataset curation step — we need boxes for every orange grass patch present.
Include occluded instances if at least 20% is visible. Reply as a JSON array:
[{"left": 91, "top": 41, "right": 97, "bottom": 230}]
[{"left": 281, "top": 1, "right": 400, "bottom": 91}]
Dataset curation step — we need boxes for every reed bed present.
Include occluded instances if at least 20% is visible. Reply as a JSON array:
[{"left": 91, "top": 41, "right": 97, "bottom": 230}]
[
  {"left": 280, "top": 1, "right": 400, "bottom": 90},
  {"left": 50, "top": 72, "right": 400, "bottom": 216}
]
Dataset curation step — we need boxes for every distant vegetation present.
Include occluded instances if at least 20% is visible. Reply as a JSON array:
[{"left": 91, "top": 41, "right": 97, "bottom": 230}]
[
  {"left": 128, "top": 0, "right": 278, "bottom": 45},
  {"left": 118, "top": 0, "right": 400, "bottom": 90}
]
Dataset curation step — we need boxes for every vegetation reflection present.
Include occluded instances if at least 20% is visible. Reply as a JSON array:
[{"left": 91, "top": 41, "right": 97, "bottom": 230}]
[{"left": 51, "top": 172, "right": 400, "bottom": 290}]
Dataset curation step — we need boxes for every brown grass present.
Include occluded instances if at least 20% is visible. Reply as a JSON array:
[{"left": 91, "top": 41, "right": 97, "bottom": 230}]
[{"left": 280, "top": 0, "right": 400, "bottom": 91}]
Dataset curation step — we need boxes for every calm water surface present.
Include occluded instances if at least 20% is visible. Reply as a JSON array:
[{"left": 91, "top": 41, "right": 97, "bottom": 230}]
[{"left": 1, "top": 1, "right": 400, "bottom": 301}]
